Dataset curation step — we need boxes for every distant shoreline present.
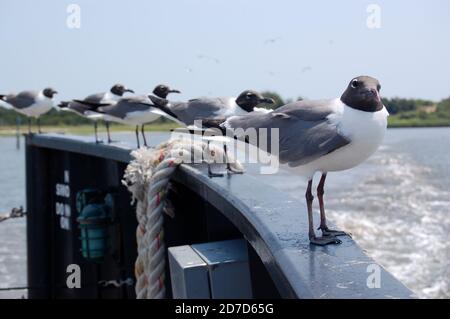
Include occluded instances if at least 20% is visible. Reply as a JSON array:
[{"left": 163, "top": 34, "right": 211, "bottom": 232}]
[
  {"left": 388, "top": 125, "right": 450, "bottom": 129},
  {"left": 1, "top": 123, "right": 449, "bottom": 137}
]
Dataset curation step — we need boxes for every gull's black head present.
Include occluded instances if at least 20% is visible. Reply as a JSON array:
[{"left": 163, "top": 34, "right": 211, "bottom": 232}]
[
  {"left": 341, "top": 76, "right": 383, "bottom": 112},
  {"left": 235, "top": 90, "right": 275, "bottom": 112},
  {"left": 43, "top": 87, "right": 58, "bottom": 98},
  {"left": 110, "top": 84, "right": 134, "bottom": 96},
  {"left": 153, "top": 84, "right": 181, "bottom": 99}
]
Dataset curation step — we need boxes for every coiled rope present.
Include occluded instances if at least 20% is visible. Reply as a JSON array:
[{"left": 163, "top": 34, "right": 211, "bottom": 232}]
[{"left": 122, "top": 138, "right": 243, "bottom": 299}]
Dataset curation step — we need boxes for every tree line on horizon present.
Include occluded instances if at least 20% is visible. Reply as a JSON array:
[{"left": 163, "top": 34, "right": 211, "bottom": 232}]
[{"left": 0, "top": 93, "right": 449, "bottom": 126}]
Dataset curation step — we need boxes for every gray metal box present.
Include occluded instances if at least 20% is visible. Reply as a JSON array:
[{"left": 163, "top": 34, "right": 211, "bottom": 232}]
[
  {"left": 168, "top": 245, "right": 210, "bottom": 299},
  {"left": 192, "top": 239, "right": 253, "bottom": 299}
]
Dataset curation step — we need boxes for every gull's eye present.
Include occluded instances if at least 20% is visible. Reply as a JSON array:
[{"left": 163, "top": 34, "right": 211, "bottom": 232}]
[
  {"left": 377, "top": 84, "right": 381, "bottom": 91},
  {"left": 351, "top": 79, "right": 359, "bottom": 88},
  {"left": 246, "top": 93, "right": 253, "bottom": 99}
]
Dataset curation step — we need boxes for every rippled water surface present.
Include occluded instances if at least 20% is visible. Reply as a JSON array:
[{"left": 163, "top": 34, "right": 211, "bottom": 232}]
[{"left": 0, "top": 128, "right": 449, "bottom": 298}]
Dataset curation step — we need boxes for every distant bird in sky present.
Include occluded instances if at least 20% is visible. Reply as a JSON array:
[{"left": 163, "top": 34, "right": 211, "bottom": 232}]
[
  {"left": 197, "top": 54, "right": 220, "bottom": 64},
  {"left": 264, "top": 36, "right": 282, "bottom": 45},
  {"left": 57, "top": 100, "right": 103, "bottom": 143},
  {"left": 151, "top": 90, "right": 275, "bottom": 127},
  {"left": 207, "top": 76, "right": 388, "bottom": 245},
  {"left": 0, "top": 88, "right": 58, "bottom": 133},
  {"left": 74, "top": 84, "right": 134, "bottom": 143},
  {"left": 301, "top": 66, "right": 312, "bottom": 73}
]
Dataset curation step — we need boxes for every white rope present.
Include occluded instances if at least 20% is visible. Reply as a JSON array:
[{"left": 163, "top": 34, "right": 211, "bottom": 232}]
[{"left": 122, "top": 138, "right": 243, "bottom": 299}]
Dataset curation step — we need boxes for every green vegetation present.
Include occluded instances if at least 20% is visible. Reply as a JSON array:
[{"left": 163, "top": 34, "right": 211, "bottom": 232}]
[
  {"left": 1, "top": 95, "right": 450, "bottom": 131},
  {"left": 385, "top": 97, "right": 450, "bottom": 127},
  {"left": 0, "top": 122, "right": 180, "bottom": 136},
  {"left": 0, "top": 108, "right": 179, "bottom": 136}
]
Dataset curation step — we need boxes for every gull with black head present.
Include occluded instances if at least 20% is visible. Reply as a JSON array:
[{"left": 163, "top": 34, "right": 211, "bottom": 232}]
[
  {"left": 85, "top": 84, "right": 182, "bottom": 146},
  {"left": 0, "top": 87, "right": 58, "bottom": 133},
  {"left": 211, "top": 76, "right": 389, "bottom": 245},
  {"left": 88, "top": 96, "right": 176, "bottom": 148},
  {"left": 74, "top": 84, "right": 134, "bottom": 143},
  {"left": 150, "top": 90, "right": 275, "bottom": 127}
]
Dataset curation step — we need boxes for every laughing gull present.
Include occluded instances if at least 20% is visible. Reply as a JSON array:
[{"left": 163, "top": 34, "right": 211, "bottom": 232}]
[
  {"left": 87, "top": 96, "right": 171, "bottom": 148},
  {"left": 57, "top": 101, "right": 103, "bottom": 143},
  {"left": 151, "top": 90, "right": 275, "bottom": 127},
  {"left": 0, "top": 88, "right": 58, "bottom": 133},
  {"left": 209, "top": 76, "right": 389, "bottom": 245},
  {"left": 74, "top": 84, "right": 134, "bottom": 143},
  {"left": 85, "top": 84, "right": 182, "bottom": 146}
]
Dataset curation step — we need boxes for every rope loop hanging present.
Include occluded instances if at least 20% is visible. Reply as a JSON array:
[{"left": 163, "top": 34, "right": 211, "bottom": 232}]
[{"left": 123, "top": 138, "right": 243, "bottom": 299}]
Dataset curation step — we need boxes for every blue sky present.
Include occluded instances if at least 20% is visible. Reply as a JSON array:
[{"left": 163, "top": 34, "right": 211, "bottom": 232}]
[{"left": 0, "top": 0, "right": 449, "bottom": 102}]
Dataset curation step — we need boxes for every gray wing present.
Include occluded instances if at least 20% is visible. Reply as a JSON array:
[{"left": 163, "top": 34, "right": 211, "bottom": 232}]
[
  {"left": 226, "top": 99, "right": 350, "bottom": 166},
  {"left": 84, "top": 92, "right": 106, "bottom": 104},
  {"left": 168, "top": 97, "right": 226, "bottom": 125},
  {"left": 99, "top": 97, "right": 153, "bottom": 119},
  {"left": 4, "top": 91, "right": 39, "bottom": 109},
  {"left": 67, "top": 101, "right": 92, "bottom": 115}
]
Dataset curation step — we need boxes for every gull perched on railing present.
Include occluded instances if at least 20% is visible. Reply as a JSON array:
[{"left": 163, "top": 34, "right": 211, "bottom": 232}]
[
  {"left": 203, "top": 76, "right": 389, "bottom": 245},
  {"left": 73, "top": 84, "right": 134, "bottom": 143},
  {"left": 149, "top": 90, "right": 275, "bottom": 127},
  {"left": 83, "top": 84, "right": 182, "bottom": 147},
  {"left": 0, "top": 88, "right": 57, "bottom": 133}
]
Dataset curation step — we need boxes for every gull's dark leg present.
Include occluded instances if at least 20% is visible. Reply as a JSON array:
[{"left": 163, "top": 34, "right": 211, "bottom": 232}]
[
  {"left": 105, "top": 122, "right": 112, "bottom": 143},
  {"left": 27, "top": 118, "right": 32, "bottom": 134},
  {"left": 207, "top": 140, "right": 224, "bottom": 178},
  {"left": 141, "top": 124, "right": 148, "bottom": 147},
  {"left": 94, "top": 122, "right": 101, "bottom": 143},
  {"left": 37, "top": 118, "right": 42, "bottom": 134},
  {"left": 317, "top": 173, "right": 348, "bottom": 237},
  {"left": 306, "top": 179, "right": 341, "bottom": 246},
  {"left": 135, "top": 125, "right": 140, "bottom": 148}
]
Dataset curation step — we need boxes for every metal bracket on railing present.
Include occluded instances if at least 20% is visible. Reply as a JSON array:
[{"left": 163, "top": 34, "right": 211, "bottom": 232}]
[{"left": 0, "top": 206, "right": 26, "bottom": 223}]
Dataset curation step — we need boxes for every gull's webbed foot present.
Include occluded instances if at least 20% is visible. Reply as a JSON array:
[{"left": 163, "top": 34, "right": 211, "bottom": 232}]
[
  {"left": 309, "top": 235, "right": 342, "bottom": 246},
  {"left": 318, "top": 226, "right": 349, "bottom": 237}
]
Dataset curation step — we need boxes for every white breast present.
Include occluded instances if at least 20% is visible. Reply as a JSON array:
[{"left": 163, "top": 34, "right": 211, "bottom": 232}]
[
  {"left": 293, "top": 99, "right": 389, "bottom": 178},
  {"left": 18, "top": 92, "right": 54, "bottom": 118},
  {"left": 218, "top": 97, "right": 247, "bottom": 118},
  {"left": 102, "top": 92, "right": 121, "bottom": 103},
  {"left": 123, "top": 110, "right": 161, "bottom": 125}
]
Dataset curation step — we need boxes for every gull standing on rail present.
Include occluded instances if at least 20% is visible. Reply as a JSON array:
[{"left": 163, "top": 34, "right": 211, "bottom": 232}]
[
  {"left": 210, "top": 76, "right": 389, "bottom": 245},
  {"left": 57, "top": 101, "right": 104, "bottom": 143},
  {"left": 85, "top": 84, "right": 182, "bottom": 146},
  {"left": 0, "top": 88, "right": 58, "bottom": 133},
  {"left": 74, "top": 84, "right": 134, "bottom": 143},
  {"left": 87, "top": 95, "right": 173, "bottom": 148},
  {"left": 150, "top": 90, "right": 275, "bottom": 127}
]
